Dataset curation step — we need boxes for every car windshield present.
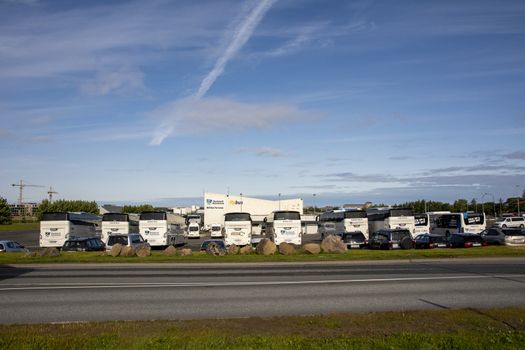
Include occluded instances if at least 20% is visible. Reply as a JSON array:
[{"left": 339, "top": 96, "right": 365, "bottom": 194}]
[
  {"left": 189, "top": 226, "right": 199, "bottom": 231},
  {"left": 211, "top": 226, "right": 221, "bottom": 231}
]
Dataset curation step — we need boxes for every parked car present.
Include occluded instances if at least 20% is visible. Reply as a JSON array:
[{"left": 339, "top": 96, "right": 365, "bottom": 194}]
[
  {"left": 318, "top": 222, "right": 337, "bottom": 239},
  {"left": 62, "top": 237, "right": 106, "bottom": 252},
  {"left": 494, "top": 217, "right": 525, "bottom": 228},
  {"left": 106, "top": 233, "right": 149, "bottom": 251},
  {"left": 447, "top": 233, "right": 485, "bottom": 248},
  {"left": 200, "top": 239, "right": 226, "bottom": 251},
  {"left": 481, "top": 227, "right": 525, "bottom": 246},
  {"left": 368, "top": 229, "right": 414, "bottom": 250},
  {"left": 414, "top": 234, "right": 448, "bottom": 249},
  {"left": 341, "top": 232, "right": 367, "bottom": 249},
  {"left": 0, "top": 240, "right": 28, "bottom": 253}
]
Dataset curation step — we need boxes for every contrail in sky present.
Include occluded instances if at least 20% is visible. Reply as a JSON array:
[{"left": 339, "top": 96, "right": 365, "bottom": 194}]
[
  {"left": 150, "top": 0, "right": 277, "bottom": 145},
  {"left": 195, "top": 0, "right": 278, "bottom": 99}
]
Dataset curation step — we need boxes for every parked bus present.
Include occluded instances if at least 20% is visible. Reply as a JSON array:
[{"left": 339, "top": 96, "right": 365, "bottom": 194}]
[
  {"left": 318, "top": 210, "right": 369, "bottom": 239},
  {"left": 185, "top": 214, "right": 202, "bottom": 226},
  {"left": 40, "top": 212, "right": 100, "bottom": 248},
  {"left": 223, "top": 212, "right": 252, "bottom": 246},
  {"left": 101, "top": 213, "right": 139, "bottom": 244},
  {"left": 430, "top": 212, "right": 486, "bottom": 236},
  {"left": 414, "top": 213, "right": 430, "bottom": 236},
  {"left": 265, "top": 210, "right": 302, "bottom": 245},
  {"left": 367, "top": 208, "right": 415, "bottom": 237},
  {"left": 139, "top": 211, "right": 185, "bottom": 247}
]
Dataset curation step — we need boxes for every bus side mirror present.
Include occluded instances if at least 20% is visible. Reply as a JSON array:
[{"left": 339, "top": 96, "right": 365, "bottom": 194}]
[{"left": 263, "top": 218, "right": 267, "bottom": 223}]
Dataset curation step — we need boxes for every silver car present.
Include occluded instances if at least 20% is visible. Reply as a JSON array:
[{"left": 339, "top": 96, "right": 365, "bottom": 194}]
[
  {"left": 0, "top": 240, "right": 29, "bottom": 253},
  {"left": 481, "top": 227, "right": 525, "bottom": 246},
  {"left": 105, "top": 233, "right": 150, "bottom": 251}
]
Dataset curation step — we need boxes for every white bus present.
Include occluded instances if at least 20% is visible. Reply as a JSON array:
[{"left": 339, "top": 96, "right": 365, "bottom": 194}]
[
  {"left": 139, "top": 211, "right": 186, "bottom": 247},
  {"left": 100, "top": 212, "right": 139, "bottom": 244},
  {"left": 40, "top": 212, "right": 100, "bottom": 248},
  {"left": 318, "top": 210, "right": 369, "bottom": 239},
  {"left": 223, "top": 212, "right": 252, "bottom": 246},
  {"left": 414, "top": 213, "right": 430, "bottom": 236},
  {"left": 430, "top": 212, "right": 486, "bottom": 236},
  {"left": 265, "top": 211, "right": 302, "bottom": 245},
  {"left": 367, "top": 208, "right": 415, "bottom": 237}
]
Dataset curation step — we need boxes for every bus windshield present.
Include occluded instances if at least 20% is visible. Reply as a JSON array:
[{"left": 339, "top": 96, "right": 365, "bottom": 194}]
[
  {"left": 139, "top": 212, "right": 167, "bottom": 221},
  {"left": 225, "top": 213, "right": 251, "bottom": 221},
  {"left": 102, "top": 213, "right": 128, "bottom": 222},
  {"left": 42, "top": 212, "right": 68, "bottom": 221},
  {"left": 391, "top": 209, "right": 413, "bottom": 217},
  {"left": 464, "top": 213, "right": 484, "bottom": 225},
  {"left": 274, "top": 211, "right": 300, "bottom": 220}
]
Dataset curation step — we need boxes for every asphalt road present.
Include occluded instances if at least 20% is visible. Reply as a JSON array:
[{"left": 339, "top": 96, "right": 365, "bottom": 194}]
[{"left": 1, "top": 258, "right": 525, "bottom": 324}]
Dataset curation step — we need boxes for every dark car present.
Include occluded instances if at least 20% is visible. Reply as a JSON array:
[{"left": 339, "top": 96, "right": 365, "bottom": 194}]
[
  {"left": 369, "top": 229, "right": 414, "bottom": 250},
  {"left": 200, "top": 239, "right": 227, "bottom": 251},
  {"left": 447, "top": 233, "right": 485, "bottom": 248},
  {"left": 62, "top": 237, "right": 106, "bottom": 252},
  {"left": 481, "top": 227, "right": 525, "bottom": 246},
  {"left": 341, "top": 232, "right": 367, "bottom": 249},
  {"left": 414, "top": 234, "right": 448, "bottom": 249}
]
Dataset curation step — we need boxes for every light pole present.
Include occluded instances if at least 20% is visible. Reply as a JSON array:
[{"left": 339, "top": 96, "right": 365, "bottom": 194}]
[
  {"left": 313, "top": 193, "right": 316, "bottom": 214},
  {"left": 517, "top": 185, "right": 521, "bottom": 217},
  {"left": 240, "top": 193, "right": 243, "bottom": 212},
  {"left": 278, "top": 193, "right": 281, "bottom": 210}
]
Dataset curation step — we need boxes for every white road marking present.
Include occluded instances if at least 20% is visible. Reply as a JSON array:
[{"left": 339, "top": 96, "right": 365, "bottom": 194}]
[{"left": 1, "top": 274, "right": 524, "bottom": 291}]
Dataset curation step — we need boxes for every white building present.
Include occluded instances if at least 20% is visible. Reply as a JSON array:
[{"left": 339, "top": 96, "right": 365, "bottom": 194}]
[{"left": 204, "top": 192, "right": 303, "bottom": 229}]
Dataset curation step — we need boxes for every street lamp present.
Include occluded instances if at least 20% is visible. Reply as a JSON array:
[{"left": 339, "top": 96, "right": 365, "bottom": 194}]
[
  {"left": 313, "top": 193, "right": 316, "bottom": 214},
  {"left": 517, "top": 185, "right": 521, "bottom": 217},
  {"left": 240, "top": 193, "right": 243, "bottom": 212},
  {"left": 278, "top": 193, "right": 281, "bottom": 210}
]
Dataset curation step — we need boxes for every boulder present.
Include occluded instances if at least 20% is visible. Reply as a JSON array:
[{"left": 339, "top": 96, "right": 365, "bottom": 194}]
[
  {"left": 110, "top": 243, "right": 123, "bottom": 257},
  {"left": 256, "top": 239, "right": 277, "bottom": 255},
  {"left": 227, "top": 244, "right": 239, "bottom": 255},
  {"left": 120, "top": 246, "right": 136, "bottom": 257},
  {"left": 206, "top": 242, "right": 226, "bottom": 256},
  {"left": 278, "top": 242, "right": 296, "bottom": 255},
  {"left": 179, "top": 248, "right": 193, "bottom": 256},
  {"left": 321, "top": 234, "right": 348, "bottom": 253},
  {"left": 39, "top": 247, "right": 60, "bottom": 257},
  {"left": 239, "top": 245, "right": 253, "bottom": 255},
  {"left": 23, "top": 251, "right": 38, "bottom": 258},
  {"left": 136, "top": 244, "right": 151, "bottom": 257},
  {"left": 302, "top": 243, "right": 321, "bottom": 254},
  {"left": 163, "top": 245, "right": 177, "bottom": 256}
]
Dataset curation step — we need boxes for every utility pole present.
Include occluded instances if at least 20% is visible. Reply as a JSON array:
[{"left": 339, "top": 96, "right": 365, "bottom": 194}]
[{"left": 47, "top": 186, "right": 58, "bottom": 203}]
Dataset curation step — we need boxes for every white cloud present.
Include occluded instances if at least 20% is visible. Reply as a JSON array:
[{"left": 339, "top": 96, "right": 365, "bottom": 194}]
[
  {"left": 80, "top": 68, "right": 144, "bottom": 96},
  {"left": 149, "top": 97, "right": 312, "bottom": 145}
]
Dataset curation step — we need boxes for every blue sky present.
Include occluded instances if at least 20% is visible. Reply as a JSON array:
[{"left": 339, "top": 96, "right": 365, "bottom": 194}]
[{"left": 1, "top": 0, "right": 524, "bottom": 207}]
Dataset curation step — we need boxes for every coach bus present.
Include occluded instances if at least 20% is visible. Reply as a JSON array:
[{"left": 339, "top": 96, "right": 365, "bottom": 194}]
[
  {"left": 100, "top": 213, "right": 139, "bottom": 244},
  {"left": 414, "top": 213, "right": 430, "bottom": 236},
  {"left": 40, "top": 212, "right": 100, "bottom": 248},
  {"left": 367, "top": 208, "right": 415, "bottom": 237},
  {"left": 318, "top": 209, "right": 369, "bottom": 239},
  {"left": 139, "top": 211, "right": 185, "bottom": 247},
  {"left": 223, "top": 212, "right": 252, "bottom": 246},
  {"left": 265, "top": 210, "right": 302, "bottom": 245},
  {"left": 430, "top": 212, "right": 486, "bottom": 236}
]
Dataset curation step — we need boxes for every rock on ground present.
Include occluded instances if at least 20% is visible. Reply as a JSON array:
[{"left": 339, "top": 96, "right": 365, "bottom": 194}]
[
  {"left": 302, "top": 243, "right": 321, "bottom": 254},
  {"left": 227, "top": 244, "right": 239, "bottom": 255},
  {"left": 110, "top": 244, "right": 123, "bottom": 257},
  {"left": 39, "top": 247, "right": 60, "bottom": 257},
  {"left": 120, "top": 246, "right": 136, "bottom": 257},
  {"left": 179, "top": 248, "right": 193, "bottom": 256},
  {"left": 256, "top": 239, "right": 277, "bottom": 255},
  {"left": 278, "top": 242, "right": 296, "bottom": 255},
  {"left": 320, "top": 234, "right": 348, "bottom": 253},
  {"left": 136, "top": 244, "right": 151, "bottom": 257},
  {"left": 206, "top": 242, "right": 226, "bottom": 256},
  {"left": 163, "top": 245, "right": 177, "bottom": 256},
  {"left": 239, "top": 245, "right": 253, "bottom": 255}
]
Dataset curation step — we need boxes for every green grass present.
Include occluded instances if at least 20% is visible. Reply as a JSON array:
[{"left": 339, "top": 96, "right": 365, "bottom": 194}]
[
  {"left": 0, "top": 222, "right": 39, "bottom": 232},
  {"left": 0, "top": 245, "right": 524, "bottom": 264},
  {"left": 1, "top": 307, "right": 524, "bottom": 349}
]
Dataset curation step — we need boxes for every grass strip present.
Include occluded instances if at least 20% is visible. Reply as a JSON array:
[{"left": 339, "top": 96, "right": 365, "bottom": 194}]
[
  {"left": 0, "top": 245, "right": 524, "bottom": 264},
  {"left": 0, "top": 222, "right": 39, "bottom": 232},
  {"left": 1, "top": 308, "right": 524, "bottom": 349}
]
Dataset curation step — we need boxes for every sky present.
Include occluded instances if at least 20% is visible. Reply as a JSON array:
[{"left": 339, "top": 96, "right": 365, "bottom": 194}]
[{"left": 0, "top": 0, "right": 524, "bottom": 207}]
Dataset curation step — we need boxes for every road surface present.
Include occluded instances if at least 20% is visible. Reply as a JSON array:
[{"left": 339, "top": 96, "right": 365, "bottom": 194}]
[{"left": 1, "top": 258, "right": 525, "bottom": 324}]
